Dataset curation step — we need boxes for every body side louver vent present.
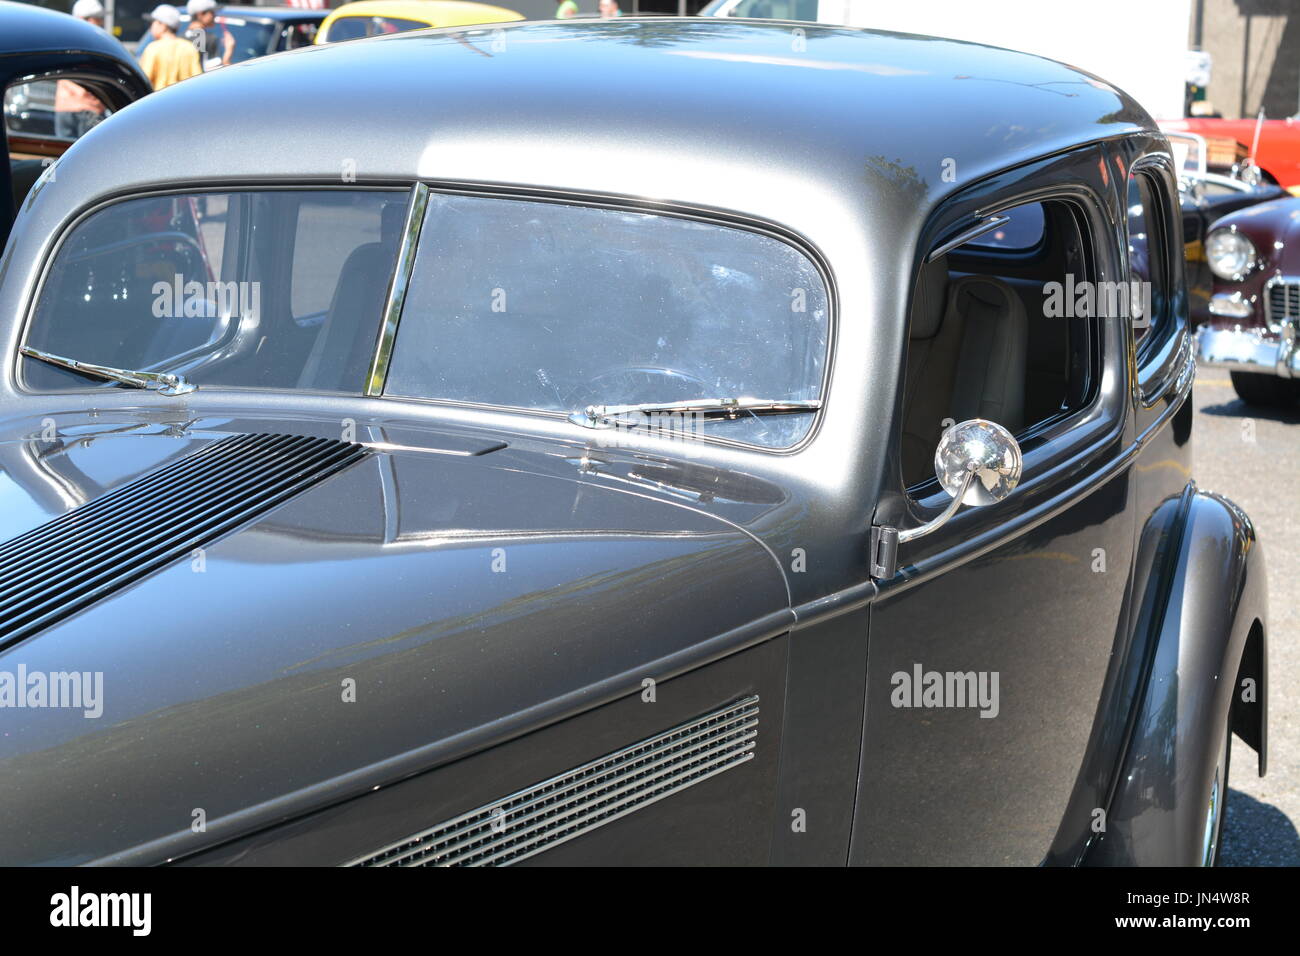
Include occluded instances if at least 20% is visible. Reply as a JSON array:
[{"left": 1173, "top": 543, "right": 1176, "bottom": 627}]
[
  {"left": 0, "top": 433, "right": 367, "bottom": 651},
  {"left": 349, "top": 695, "right": 760, "bottom": 867}
]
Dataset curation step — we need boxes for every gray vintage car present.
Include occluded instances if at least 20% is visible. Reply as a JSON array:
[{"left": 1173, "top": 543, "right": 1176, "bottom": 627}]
[{"left": 0, "top": 17, "right": 1269, "bottom": 866}]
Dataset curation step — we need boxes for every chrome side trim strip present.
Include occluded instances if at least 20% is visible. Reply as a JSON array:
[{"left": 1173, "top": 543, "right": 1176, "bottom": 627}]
[
  {"left": 365, "top": 182, "right": 430, "bottom": 396},
  {"left": 346, "top": 695, "right": 760, "bottom": 867}
]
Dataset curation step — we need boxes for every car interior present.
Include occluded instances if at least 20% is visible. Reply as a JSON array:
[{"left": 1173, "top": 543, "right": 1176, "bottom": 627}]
[{"left": 901, "top": 199, "right": 1097, "bottom": 491}]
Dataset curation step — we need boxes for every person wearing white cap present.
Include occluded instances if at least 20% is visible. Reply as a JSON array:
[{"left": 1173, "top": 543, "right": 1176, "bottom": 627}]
[
  {"left": 70, "top": 0, "right": 105, "bottom": 25},
  {"left": 139, "top": 5, "right": 200, "bottom": 90},
  {"left": 55, "top": 0, "right": 109, "bottom": 138},
  {"left": 185, "top": 0, "right": 235, "bottom": 71}
]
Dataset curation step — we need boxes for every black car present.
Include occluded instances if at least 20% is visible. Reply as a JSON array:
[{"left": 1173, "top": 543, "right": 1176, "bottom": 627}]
[{"left": 1, "top": 1, "right": 150, "bottom": 249}]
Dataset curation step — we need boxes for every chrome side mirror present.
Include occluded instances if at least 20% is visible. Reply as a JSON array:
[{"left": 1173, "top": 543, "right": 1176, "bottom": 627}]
[
  {"left": 934, "top": 418, "right": 1023, "bottom": 506},
  {"left": 897, "top": 418, "right": 1022, "bottom": 544}
]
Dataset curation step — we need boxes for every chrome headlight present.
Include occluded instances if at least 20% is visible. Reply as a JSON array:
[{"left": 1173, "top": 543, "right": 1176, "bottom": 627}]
[{"left": 1206, "top": 228, "right": 1257, "bottom": 281}]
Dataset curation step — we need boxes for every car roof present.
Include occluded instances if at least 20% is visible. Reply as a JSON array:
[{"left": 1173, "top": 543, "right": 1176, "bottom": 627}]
[
  {"left": 0, "top": 0, "right": 139, "bottom": 58},
  {"left": 30, "top": 17, "right": 1154, "bottom": 271},
  {"left": 322, "top": 0, "right": 525, "bottom": 25}
]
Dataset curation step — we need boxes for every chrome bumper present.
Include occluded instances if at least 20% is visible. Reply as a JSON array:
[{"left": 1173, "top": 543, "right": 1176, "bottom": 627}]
[{"left": 1195, "top": 324, "right": 1300, "bottom": 378}]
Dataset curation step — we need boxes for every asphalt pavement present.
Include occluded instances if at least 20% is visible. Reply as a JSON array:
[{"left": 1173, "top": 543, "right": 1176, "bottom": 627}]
[{"left": 1192, "top": 373, "right": 1299, "bottom": 866}]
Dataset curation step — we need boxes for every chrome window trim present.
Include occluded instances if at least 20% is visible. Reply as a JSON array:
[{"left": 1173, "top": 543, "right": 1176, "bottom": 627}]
[
  {"left": 364, "top": 181, "right": 428, "bottom": 396},
  {"left": 926, "top": 214, "right": 1011, "bottom": 261}
]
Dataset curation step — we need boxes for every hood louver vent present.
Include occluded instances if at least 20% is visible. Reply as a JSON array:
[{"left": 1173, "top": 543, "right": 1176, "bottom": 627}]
[
  {"left": 349, "top": 695, "right": 760, "bottom": 867},
  {"left": 0, "top": 433, "right": 367, "bottom": 651}
]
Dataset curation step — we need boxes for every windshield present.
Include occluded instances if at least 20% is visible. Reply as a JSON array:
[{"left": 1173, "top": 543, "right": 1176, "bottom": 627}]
[
  {"left": 179, "top": 16, "right": 277, "bottom": 63},
  {"left": 24, "top": 189, "right": 409, "bottom": 393},
  {"left": 25, "top": 188, "right": 830, "bottom": 448},
  {"left": 384, "top": 194, "right": 829, "bottom": 447},
  {"left": 216, "top": 19, "right": 278, "bottom": 63}
]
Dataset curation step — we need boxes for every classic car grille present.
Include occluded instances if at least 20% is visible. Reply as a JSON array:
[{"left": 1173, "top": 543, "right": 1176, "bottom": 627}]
[
  {"left": 349, "top": 695, "right": 761, "bottom": 867},
  {"left": 0, "top": 433, "right": 367, "bottom": 650},
  {"left": 1266, "top": 279, "right": 1300, "bottom": 332}
]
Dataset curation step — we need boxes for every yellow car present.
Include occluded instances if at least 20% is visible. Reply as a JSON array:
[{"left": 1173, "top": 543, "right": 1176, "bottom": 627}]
[{"left": 316, "top": 0, "right": 523, "bottom": 43}]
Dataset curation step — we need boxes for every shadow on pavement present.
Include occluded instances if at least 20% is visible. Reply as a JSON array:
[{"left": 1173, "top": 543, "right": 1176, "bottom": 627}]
[
  {"left": 1219, "top": 788, "right": 1300, "bottom": 866},
  {"left": 1199, "top": 399, "right": 1300, "bottom": 424}
]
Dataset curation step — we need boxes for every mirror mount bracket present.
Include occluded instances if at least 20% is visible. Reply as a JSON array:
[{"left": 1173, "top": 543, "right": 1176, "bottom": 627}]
[
  {"left": 869, "top": 470, "right": 974, "bottom": 580},
  {"left": 869, "top": 524, "right": 900, "bottom": 579}
]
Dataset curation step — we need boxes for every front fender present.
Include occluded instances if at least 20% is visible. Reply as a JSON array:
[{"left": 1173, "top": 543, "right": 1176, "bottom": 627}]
[{"left": 1087, "top": 484, "right": 1267, "bottom": 865}]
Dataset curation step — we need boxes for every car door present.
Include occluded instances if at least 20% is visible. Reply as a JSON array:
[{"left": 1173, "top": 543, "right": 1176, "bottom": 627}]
[{"left": 850, "top": 146, "right": 1138, "bottom": 865}]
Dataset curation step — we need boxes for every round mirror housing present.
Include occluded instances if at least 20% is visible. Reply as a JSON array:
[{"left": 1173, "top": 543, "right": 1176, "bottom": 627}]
[{"left": 934, "top": 418, "right": 1023, "bottom": 507}]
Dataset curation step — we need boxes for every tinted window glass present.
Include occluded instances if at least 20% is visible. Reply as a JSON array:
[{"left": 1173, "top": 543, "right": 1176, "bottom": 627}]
[
  {"left": 213, "top": 19, "right": 278, "bottom": 63},
  {"left": 24, "top": 190, "right": 407, "bottom": 393},
  {"left": 325, "top": 16, "right": 428, "bottom": 42},
  {"left": 180, "top": 17, "right": 277, "bottom": 64},
  {"left": 1127, "top": 172, "right": 1167, "bottom": 345},
  {"left": 966, "top": 202, "right": 1045, "bottom": 252},
  {"left": 385, "top": 195, "right": 830, "bottom": 448},
  {"left": 283, "top": 23, "right": 319, "bottom": 50}
]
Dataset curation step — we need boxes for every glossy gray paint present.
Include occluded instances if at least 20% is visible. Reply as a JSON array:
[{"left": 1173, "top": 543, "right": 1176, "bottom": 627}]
[{"left": 0, "top": 19, "right": 1268, "bottom": 865}]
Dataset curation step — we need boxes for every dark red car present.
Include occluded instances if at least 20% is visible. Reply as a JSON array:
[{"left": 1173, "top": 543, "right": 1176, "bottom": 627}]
[{"left": 1194, "top": 195, "right": 1300, "bottom": 406}]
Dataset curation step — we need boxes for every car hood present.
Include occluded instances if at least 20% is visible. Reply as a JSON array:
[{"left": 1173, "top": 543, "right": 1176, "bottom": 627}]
[{"left": 0, "top": 414, "right": 792, "bottom": 864}]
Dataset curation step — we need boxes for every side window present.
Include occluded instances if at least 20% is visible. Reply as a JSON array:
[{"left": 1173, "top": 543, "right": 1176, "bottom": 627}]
[
  {"left": 7, "top": 77, "right": 113, "bottom": 212},
  {"left": 284, "top": 24, "right": 318, "bottom": 50},
  {"left": 5, "top": 79, "right": 109, "bottom": 144},
  {"left": 1126, "top": 170, "right": 1170, "bottom": 349},
  {"left": 899, "top": 198, "right": 1098, "bottom": 491}
]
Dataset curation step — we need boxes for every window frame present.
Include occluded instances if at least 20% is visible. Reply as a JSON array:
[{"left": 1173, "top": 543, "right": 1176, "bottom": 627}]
[
  {"left": 15, "top": 180, "right": 839, "bottom": 456},
  {"left": 903, "top": 190, "right": 1106, "bottom": 503},
  {"left": 1126, "top": 156, "right": 1187, "bottom": 405},
  {"left": 893, "top": 145, "right": 1126, "bottom": 521}
]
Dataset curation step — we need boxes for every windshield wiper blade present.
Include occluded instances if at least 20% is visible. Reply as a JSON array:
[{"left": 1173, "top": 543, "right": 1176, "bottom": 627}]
[
  {"left": 21, "top": 347, "right": 196, "bottom": 396},
  {"left": 568, "top": 396, "right": 821, "bottom": 429}
]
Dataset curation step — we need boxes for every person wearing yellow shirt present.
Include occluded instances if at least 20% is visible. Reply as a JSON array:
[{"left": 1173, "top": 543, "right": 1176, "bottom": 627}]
[{"left": 139, "top": 5, "right": 201, "bottom": 91}]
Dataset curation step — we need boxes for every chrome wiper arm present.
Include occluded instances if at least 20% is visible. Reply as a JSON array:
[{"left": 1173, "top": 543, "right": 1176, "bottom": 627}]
[
  {"left": 20, "top": 347, "right": 196, "bottom": 396},
  {"left": 568, "top": 396, "right": 821, "bottom": 429}
]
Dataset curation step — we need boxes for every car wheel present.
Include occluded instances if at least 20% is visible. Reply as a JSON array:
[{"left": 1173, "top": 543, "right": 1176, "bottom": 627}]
[
  {"left": 1202, "top": 723, "right": 1232, "bottom": 866},
  {"left": 1229, "top": 371, "right": 1300, "bottom": 407}
]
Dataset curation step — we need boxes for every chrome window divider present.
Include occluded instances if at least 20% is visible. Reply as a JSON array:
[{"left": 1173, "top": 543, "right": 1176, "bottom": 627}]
[
  {"left": 365, "top": 181, "right": 430, "bottom": 396},
  {"left": 926, "top": 214, "right": 1012, "bottom": 261}
]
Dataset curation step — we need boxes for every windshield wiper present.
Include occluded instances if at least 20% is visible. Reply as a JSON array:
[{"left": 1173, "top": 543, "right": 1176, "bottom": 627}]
[
  {"left": 21, "top": 347, "right": 196, "bottom": 396},
  {"left": 568, "top": 396, "right": 821, "bottom": 429}
]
